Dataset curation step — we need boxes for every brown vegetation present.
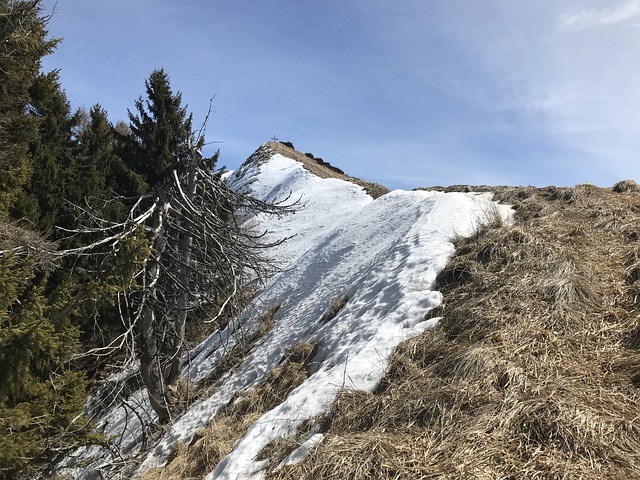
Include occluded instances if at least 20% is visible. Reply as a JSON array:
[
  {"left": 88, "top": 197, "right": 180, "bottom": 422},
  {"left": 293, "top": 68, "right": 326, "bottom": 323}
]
[
  {"left": 189, "top": 305, "right": 281, "bottom": 402},
  {"left": 0, "top": 219, "right": 58, "bottom": 270},
  {"left": 320, "top": 296, "right": 349, "bottom": 324},
  {"left": 269, "top": 182, "right": 640, "bottom": 479},
  {"left": 143, "top": 340, "right": 318, "bottom": 480},
  {"left": 612, "top": 179, "right": 640, "bottom": 193}
]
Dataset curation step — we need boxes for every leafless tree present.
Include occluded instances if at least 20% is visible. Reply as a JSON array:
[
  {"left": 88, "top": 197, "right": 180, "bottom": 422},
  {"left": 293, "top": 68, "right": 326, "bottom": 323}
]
[{"left": 65, "top": 142, "right": 294, "bottom": 422}]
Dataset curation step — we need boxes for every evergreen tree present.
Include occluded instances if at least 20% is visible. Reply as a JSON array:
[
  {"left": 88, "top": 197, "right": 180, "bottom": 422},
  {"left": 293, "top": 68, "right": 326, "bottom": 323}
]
[
  {"left": 126, "top": 68, "right": 194, "bottom": 188},
  {"left": 65, "top": 69, "right": 293, "bottom": 422},
  {"left": 107, "top": 117, "right": 147, "bottom": 200},
  {"left": 0, "top": 3, "right": 102, "bottom": 476},
  {"left": 0, "top": 0, "right": 57, "bottom": 218},
  {"left": 0, "top": 228, "right": 99, "bottom": 479},
  {"left": 74, "top": 105, "right": 112, "bottom": 200},
  {"left": 14, "top": 70, "right": 78, "bottom": 230}
]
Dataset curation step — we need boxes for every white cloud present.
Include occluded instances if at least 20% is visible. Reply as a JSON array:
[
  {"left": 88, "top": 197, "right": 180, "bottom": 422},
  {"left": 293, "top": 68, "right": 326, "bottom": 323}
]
[
  {"left": 560, "top": 0, "right": 640, "bottom": 31},
  {"left": 381, "top": 1, "right": 640, "bottom": 184}
]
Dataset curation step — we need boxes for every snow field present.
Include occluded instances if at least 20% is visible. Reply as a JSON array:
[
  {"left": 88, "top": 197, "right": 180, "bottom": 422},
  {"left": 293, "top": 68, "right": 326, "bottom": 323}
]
[
  {"left": 141, "top": 153, "right": 512, "bottom": 478},
  {"left": 59, "top": 149, "right": 512, "bottom": 479}
]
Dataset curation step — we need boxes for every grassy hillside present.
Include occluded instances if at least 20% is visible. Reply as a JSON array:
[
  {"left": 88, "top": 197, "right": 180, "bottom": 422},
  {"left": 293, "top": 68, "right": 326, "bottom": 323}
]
[{"left": 265, "top": 181, "right": 640, "bottom": 479}]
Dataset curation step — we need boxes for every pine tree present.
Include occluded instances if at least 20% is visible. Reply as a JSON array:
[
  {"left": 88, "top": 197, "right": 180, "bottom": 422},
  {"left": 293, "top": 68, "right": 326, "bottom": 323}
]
[
  {"left": 67, "top": 70, "right": 294, "bottom": 422},
  {"left": 126, "top": 68, "right": 194, "bottom": 189},
  {"left": 103, "top": 114, "right": 147, "bottom": 201},
  {"left": 14, "top": 70, "right": 78, "bottom": 230},
  {"left": 0, "top": 231, "right": 99, "bottom": 479},
  {"left": 73, "top": 105, "right": 111, "bottom": 201},
  {"left": 0, "top": 0, "right": 57, "bottom": 218},
  {"left": 0, "top": 4, "right": 102, "bottom": 476},
  {"left": 75, "top": 105, "right": 131, "bottom": 204}
]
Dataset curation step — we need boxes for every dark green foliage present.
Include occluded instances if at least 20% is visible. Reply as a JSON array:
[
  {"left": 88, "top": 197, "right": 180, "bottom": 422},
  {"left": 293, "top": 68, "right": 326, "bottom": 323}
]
[
  {"left": 0, "top": 221, "right": 148, "bottom": 477},
  {"left": 10, "top": 73, "right": 142, "bottom": 231},
  {"left": 0, "top": 0, "right": 58, "bottom": 217},
  {"left": 73, "top": 105, "right": 113, "bottom": 201},
  {"left": 126, "top": 68, "right": 194, "bottom": 189},
  {"left": 75, "top": 226, "right": 151, "bottom": 347},
  {"left": 13, "top": 70, "right": 78, "bottom": 230},
  {"left": 75, "top": 105, "right": 145, "bottom": 215},
  {"left": 0, "top": 252, "right": 97, "bottom": 479},
  {"left": 1, "top": 1, "right": 280, "bottom": 472},
  {"left": 313, "top": 157, "right": 344, "bottom": 175},
  {"left": 110, "top": 121, "right": 148, "bottom": 199},
  {"left": 0, "top": 2, "right": 125, "bottom": 475}
]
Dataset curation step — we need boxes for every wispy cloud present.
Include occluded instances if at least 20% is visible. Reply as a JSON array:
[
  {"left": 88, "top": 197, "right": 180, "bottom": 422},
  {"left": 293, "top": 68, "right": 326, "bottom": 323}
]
[
  {"left": 372, "top": 1, "right": 640, "bottom": 184},
  {"left": 560, "top": 0, "right": 640, "bottom": 31}
]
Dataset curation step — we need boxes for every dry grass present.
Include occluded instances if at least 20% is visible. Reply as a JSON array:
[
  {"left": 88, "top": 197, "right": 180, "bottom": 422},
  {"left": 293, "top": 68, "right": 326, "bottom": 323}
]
[
  {"left": 548, "top": 186, "right": 576, "bottom": 201},
  {"left": 231, "top": 340, "right": 317, "bottom": 418},
  {"left": 0, "top": 219, "right": 58, "bottom": 271},
  {"left": 163, "top": 304, "right": 281, "bottom": 423},
  {"left": 142, "top": 411, "right": 263, "bottom": 480},
  {"left": 269, "top": 183, "right": 640, "bottom": 479},
  {"left": 195, "top": 305, "right": 280, "bottom": 393},
  {"left": 612, "top": 179, "right": 640, "bottom": 193},
  {"left": 143, "top": 340, "right": 318, "bottom": 480},
  {"left": 320, "top": 296, "right": 349, "bottom": 324}
]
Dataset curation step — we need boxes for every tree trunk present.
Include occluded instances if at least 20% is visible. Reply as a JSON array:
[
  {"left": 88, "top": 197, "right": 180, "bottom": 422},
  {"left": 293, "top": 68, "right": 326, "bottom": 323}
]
[
  {"left": 139, "top": 307, "right": 170, "bottom": 422},
  {"left": 136, "top": 192, "right": 172, "bottom": 422},
  {"left": 166, "top": 160, "right": 198, "bottom": 392}
]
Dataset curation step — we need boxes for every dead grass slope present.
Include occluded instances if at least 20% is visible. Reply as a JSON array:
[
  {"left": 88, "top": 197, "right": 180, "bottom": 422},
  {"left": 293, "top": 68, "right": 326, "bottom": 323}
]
[{"left": 269, "top": 183, "right": 640, "bottom": 479}]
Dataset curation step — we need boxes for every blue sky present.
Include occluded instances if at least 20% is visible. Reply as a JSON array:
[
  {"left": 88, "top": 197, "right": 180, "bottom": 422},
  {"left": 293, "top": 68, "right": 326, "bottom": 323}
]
[{"left": 40, "top": 0, "right": 640, "bottom": 190}]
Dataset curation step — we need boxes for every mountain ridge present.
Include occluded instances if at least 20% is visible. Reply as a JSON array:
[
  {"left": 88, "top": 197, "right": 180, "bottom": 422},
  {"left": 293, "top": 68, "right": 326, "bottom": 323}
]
[
  {"left": 56, "top": 143, "right": 640, "bottom": 480},
  {"left": 268, "top": 181, "right": 640, "bottom": 479},
  {"left": 255, "top": 141, "right": 391, "bottom": 199},
  {"left": 54, "top": 144, "right": 511, "bottom": 480}
]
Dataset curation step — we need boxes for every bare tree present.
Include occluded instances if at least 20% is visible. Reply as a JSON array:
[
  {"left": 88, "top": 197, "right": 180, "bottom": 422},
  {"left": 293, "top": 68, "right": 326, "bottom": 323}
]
[{"left": 65, "top": 142, "right": 294, "bottom": 422}]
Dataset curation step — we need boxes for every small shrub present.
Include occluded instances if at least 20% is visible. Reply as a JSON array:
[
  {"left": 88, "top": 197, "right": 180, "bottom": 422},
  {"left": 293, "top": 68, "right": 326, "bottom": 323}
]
[
  {"left": 435, "top": 261, "right": 476, "bottom": 288},
  {"left": 595, "top": 215, "right": 625, "bottom": 232},
  {"left": 612, "top": 180, "right": 640, "bottom": 193},
  {"left": 549, "top": 187, "right": 575, "bottom": 201},
  {"left": 313, "top": 157, "right": 345, "bottom": 175},
  {"left": 283, "top": 341, "right": 317, "bottom": 364}
]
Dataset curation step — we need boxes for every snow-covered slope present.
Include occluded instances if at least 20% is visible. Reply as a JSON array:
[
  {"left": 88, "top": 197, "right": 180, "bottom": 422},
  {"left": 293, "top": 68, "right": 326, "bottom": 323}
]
[{"left": 58, "top": 144, "right": 512, "bottom": 479}]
